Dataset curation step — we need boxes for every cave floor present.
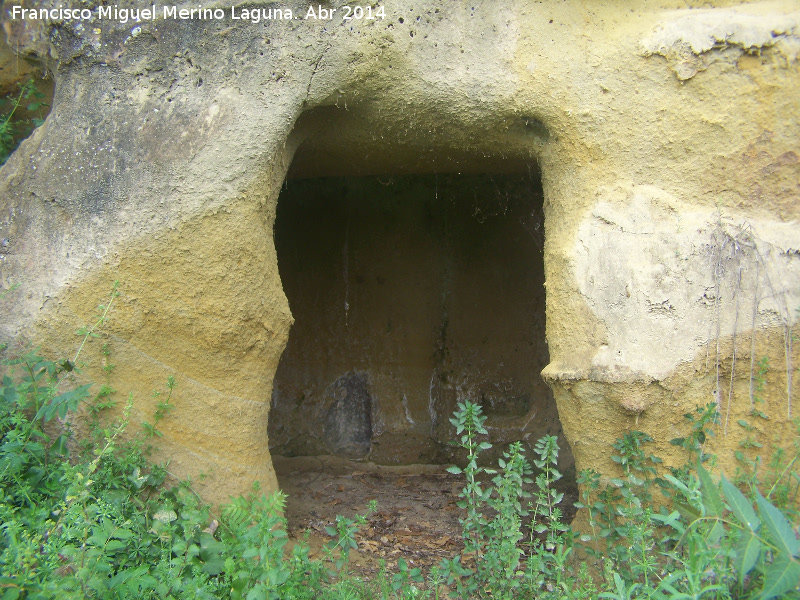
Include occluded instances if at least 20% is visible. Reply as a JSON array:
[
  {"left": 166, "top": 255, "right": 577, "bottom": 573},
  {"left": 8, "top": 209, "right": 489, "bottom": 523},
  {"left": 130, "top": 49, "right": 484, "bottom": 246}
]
[{"left": 273, "top": 454, "right": 578, "bottom": 580}]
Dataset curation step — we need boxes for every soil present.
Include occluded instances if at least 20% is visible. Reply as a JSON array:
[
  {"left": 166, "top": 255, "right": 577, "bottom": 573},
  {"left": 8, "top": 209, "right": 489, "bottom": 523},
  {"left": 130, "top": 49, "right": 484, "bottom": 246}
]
[{"left": 273, "top": 454, "right": 579, "bottom": 581}]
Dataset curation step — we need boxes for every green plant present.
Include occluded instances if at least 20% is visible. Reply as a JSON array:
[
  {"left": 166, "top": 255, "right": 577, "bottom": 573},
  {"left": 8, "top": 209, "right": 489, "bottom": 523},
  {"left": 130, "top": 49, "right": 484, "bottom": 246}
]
[
  {"left": 575, "top": 431, "right": 663, "bottom": 586},
  {"left": 521, "top": 436, "right": 592, "bottom": 600},
  {"left": 568, "top": 396, "right": 799, "bottom": 599},
  {"left": 763, "top": 418, "right": 800, "bottom": 515},
  {"left": 0, "top": 348, "right": 92, "bottom": 509},
  {"left": 323, "top": 576, "right": 375, "bottom": 600},
  {"left": 438, "top": 555, "right": 473, "bottom": 600},
  {"left": 391, "top": 557, "right": 424, "bottom": 597},
  {"left": 221, "top": 487, "right": 325, "bottom": 600},
  {"left": 575, "top": 467, "right": 602, "bottom": 548},
  {"left": 750, "top": 357, "right": 770, "bottom": 420},
  {"left": 0, "top": 350, "right": 208, "bottom": 598},
  {"left": 657, "top": 462, "right": 800, "bottom": 600},
  {"left": 671, "top": 403, "right": 720, "bottom": 470},
  {"left": 446, "top": 400, "right": 493, "bottom": 559},
  {"left": 142, "top": 375, "right": 177, "bottom": 438},
  {"left": 612, "top": 431, "right": 662, "bottom": 586},
  {"left": 444, "top": 401, "right": 593, "bottom": 599},
  {"left": 0, "top": 284, "right": 340, "bottom": 599},
  {"left": 323, "top": 500, "right": 377, "bottom": 572},
  {"left": 4, "top": 277, "right": 800, "bottom": 599},
  {"left": 1, "top": 286, "right": 211, "bottom": 597},
  {"left": 426, "top": 564, "right": 446, "bottom": 600},
  {"left": 530, "top": 435, "right": 568, "bottom": 548},
  {"left": 0, "top": 77, "right": 49, "bottom": 166},
  {"left": 598, "top": 571, "right": 643, "bottom": 600},
  {"left": 85, "top": 342, "right": 118, "bottom": 430},
  {"left": 445, "top": 401, "right": 537, "bottom": 598},
  {"left": 480, "top": 441, "right": 533, "bottom": 598}
]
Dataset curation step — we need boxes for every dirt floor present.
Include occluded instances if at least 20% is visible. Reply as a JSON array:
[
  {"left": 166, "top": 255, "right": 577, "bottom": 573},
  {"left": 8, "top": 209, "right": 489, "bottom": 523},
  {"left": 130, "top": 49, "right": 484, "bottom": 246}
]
[{"left": 273, "top": 455, "right": 578, "bottom": 580}]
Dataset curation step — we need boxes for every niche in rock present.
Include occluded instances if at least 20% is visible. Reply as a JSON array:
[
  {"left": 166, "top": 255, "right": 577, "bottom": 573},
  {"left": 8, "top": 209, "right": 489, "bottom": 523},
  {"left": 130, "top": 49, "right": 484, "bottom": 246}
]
[{"left": 270, "top": 171, "right": 570, "bottom": 470}]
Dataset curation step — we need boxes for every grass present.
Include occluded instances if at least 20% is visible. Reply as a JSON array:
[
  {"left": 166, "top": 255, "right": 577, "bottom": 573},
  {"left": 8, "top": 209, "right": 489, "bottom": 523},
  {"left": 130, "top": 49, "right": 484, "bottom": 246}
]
[{"left": 0, "top": 288, "right": 798, "bottom": 599}]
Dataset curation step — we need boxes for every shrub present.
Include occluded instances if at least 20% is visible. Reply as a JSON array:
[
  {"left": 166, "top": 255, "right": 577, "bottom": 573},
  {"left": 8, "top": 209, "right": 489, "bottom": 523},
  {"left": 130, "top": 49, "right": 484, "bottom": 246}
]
[{"left": 444, "top": 400, "right": 799, "bottom": 600}]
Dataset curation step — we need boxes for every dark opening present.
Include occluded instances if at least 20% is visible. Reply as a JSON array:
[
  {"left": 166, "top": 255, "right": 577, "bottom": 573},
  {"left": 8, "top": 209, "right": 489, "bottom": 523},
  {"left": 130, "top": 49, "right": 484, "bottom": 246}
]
[{"left": 270, "top": 170, "right": 571, "bottom": 471}]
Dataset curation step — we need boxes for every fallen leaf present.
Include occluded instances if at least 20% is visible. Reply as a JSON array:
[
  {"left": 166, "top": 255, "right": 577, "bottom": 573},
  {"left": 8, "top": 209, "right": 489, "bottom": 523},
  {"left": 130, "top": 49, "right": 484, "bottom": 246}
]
[{"left": 358, "top": 540, "right": 379, "bottom": 553}]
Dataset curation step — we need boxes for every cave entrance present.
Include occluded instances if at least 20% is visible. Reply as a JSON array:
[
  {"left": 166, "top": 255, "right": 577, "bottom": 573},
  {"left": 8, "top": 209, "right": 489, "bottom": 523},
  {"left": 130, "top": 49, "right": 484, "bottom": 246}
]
[{"left": 270, "top": 170, "right": 571, "bottom": 470}]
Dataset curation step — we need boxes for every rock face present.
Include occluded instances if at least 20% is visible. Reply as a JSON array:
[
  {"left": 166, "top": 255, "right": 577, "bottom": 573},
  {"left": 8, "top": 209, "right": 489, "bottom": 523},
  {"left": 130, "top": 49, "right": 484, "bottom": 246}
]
[
  {"left": 323, "top": 372, "right": 373, "bottom": 458},
  {"left": 0, "top": 0, "right": 798, "bottom": 506}
]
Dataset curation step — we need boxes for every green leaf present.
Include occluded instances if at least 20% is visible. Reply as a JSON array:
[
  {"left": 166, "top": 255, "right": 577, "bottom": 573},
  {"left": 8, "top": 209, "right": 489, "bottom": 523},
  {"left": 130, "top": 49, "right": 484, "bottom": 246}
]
[
  {"left": 696, "top": 462, "right": 723, "bottom": 517},
  {"left": 273, "top": 568, "right": 290, "bottom": 586},
  {"left": 446, "top": 466, "right": 462, "bottom": 475},
  {"left": 654, "top": 511, "right": 686, "bottom": 538},
  {"left": 706, "top": 520, "right": 725, "bottom": 546},
  {"left": 1, "top": 583, "right": 21, "bottom": 599},
  {"left": 733, "top": 529, "right": 761, "bottom": 585},
  {"left": 112, "top": 528, "right": 134, "bottom": 540},
  {"left": 105, "top": 540, "right": 126, "bottom": 552},
  {"left": 663, "top": 474, "right": 691, "bottom": 495},
  {"left": 755, "top": 491, "right": 799, "bottom": 557},
  {"left": 721, "top": 475, "right": 760, "bottom": 531},
  {"left": 246, "top": 584, "right": 268, "bottom": 600},
  {"left": 656, "top": 580, "right": 691, "bottom": 600},
  {"left": 757, "top": 553, "right": 800, "bottom": 600},
  {"left": 152, "top": 508, "right": 178, "bottom": 523},
  {"left": 50, "top": 434, "right": 69, "bottom": 456},
  {"left": 43, "top": 384, "right": 92, "bottom": 421}
]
